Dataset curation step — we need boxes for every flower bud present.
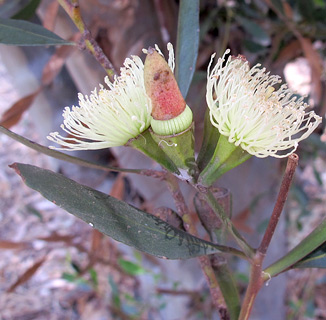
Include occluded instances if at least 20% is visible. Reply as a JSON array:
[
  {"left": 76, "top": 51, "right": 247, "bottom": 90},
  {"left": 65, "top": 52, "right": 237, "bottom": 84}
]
[
  {"left": 144, "top": 47, "right": 186, "bottom": 121},
  {"left": 143, "top": 46, "right": 196, "bottom": 179}
]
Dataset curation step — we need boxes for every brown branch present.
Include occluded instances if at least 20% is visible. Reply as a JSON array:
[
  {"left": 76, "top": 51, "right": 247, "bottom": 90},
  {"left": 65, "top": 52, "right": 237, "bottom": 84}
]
[
  {"left": 258, "top": 153, "right": 299, "bottom": 255},
  {"left": 239, "top": 154, "right": 299, "bottom": 320},
  {"left": 140, "top": 169, "right": 168, "bottom": 180},
  {"left": 164, "top": 174, "right": 228, "bottom": 318},
  {"left": 57, "top": 0, "right": 116, "bottom": 79},
  {"left": 238, "top": 257, "right": 264, "bottom": 320}
]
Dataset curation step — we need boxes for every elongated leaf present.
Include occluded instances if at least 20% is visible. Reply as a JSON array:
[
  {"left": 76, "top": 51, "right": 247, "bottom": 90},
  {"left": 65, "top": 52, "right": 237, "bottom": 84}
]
[
  {"left": 7, "top": 257, "right": 46, "bottom": 292},
  {"left": 118, "top": 259, "right": 146, "bottom": 276},
  {"left": 11, "top": 163, "right": 240, "bottom": 260},
  {"left": 271, "top": 0, "right": 285, "bottom": 14},
  {"left": 236, "top": 16, "right": 270, "bottom": 46},
  {"left": 0, "top": 240, "right": 29, "bottom": 250},
  {"left": 11, "top": 0, "right": 41, "bottom": 20},
  {"left": 175, "top": 0, "right": 199, "bottom": 99},
  {"left": 0, "top": 125, "right": 142, "bottom": 174},
  {"left": 292, "top": 242, "right": 326, "bottom": 269},
  {"left": 0, "top": 0, "right": 22, "bottom": 18},
  {"left": 264, "top": 220, "right": 326, "bottom": 277},
  {"left": 0, "top": 90, "right": 40, "bottom": 128},
  {"left": 0, "top": 18, "right": 74, "bottom": 46},
  {"left": 297, "top": 0, "right": 315, "bottom": 21},
  {"left": 197, "top": 108, "right": 220, "bottom": 171},
  {"left": 211, "top": 258, "right": 241, "bottom": 320}
]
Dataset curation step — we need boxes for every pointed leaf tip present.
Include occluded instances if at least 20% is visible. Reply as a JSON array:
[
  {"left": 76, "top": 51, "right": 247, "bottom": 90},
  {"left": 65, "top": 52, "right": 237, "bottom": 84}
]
[
  {"left": 12, "top": 163, "right": 235, "bottom": 260},
  {"left": 0, "top": 18, "right": 75, "bottom": 46}
]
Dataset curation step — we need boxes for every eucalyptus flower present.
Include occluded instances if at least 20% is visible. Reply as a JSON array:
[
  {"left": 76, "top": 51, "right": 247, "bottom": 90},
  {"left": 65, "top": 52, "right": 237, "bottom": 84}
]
[
  {"left": 206, "top": 50, "right": 322, "bottom": 158},
  {"left": 48, "top": 44, "right": 176, "bottom": 151},
  {"left": 144, "top": 46, "right": 193, "bottom": 136}
]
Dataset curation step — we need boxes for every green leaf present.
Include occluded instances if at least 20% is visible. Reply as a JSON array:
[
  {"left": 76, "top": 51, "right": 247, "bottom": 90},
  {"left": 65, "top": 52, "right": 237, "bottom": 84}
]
[
  {"left": 313, "top": 0, "right": 325, "bottom": 6},
  {"left": 236, "top": 16, "right": 270, "bottom": 46},
  {"left": 0, "top": 0, "right": 22, "bottom": 18},
  {"left": 11, "top": 163, "right": 240, "bottom": 260},
  {"left": 89, "top": 268, "right": 98, "bottom": 286},
  {"left": 108, "top": 275, "right": 120, "bottom": 296},
  {"left": 313, "top": 165, "right": 323, "bottom": 186},
  {"left": 264, "top": 220, "right": 326, "bottom": 277},
  {"left": 118, "top": 259, "right": 146, "bottom": 276},
  {"left": 11, "top": 0, "right": 41, "bottom": 20},
  {"left": 0, "top": 125, "right": 142, "bottom": 174},
  {"left": 109, "top": 276, "right": 121, "bottom": 307},
  {"left": 271, "top": 0, "right": 285, "bottom": 14},
  {"left": 26, "top": 204, "right": 43, "bottom": 221},
  {"left": 127, "top": 129, "right": 180, "bottom": 175},
  {"left": 175, "top": 0, "right": 200, "bottom": 99},
  {"left": 292, "top": 242, "right": 326, "bottom": 269},
  {"left": 305, "top": 133, "right": 326, "bottom": 153},
  {"left": 0, "top": 18, "right": 75, "bottom": 46},
  {"left": 198, "top": 134, "right": 252, "bottom": 186},
  {"left": 71, "top": 261, "right": 81, "bottom": 273},
  {"left": 197, "top": 108, "right": 220, "bottom": 171},
  {"left": 244, "top": 39, "right": 266, "bottom": 53},
  {"left": 62, "top": 272, "right": 76, "bottom": 282},
  {"left": 297, "top": 0, "right": 315, "bottom": 21},
  {"left": 211, "top": 258, "right": 241, "bottom": 320}
]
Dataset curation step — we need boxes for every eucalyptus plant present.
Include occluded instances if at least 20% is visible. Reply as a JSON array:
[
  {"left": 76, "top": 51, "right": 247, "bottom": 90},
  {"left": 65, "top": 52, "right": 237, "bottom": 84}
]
[{"left": 0, "top": 1, "right": 325, "bottom": 319}]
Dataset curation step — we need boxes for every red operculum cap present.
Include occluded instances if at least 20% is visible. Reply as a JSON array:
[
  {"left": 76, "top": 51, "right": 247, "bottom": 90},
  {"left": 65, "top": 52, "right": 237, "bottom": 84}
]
[
  {"left": 144, "top": 47, "right": 186, "bottom": 121},
  {"left": 231, "top": 54, "right": 250, "bottom": 69},
  {"left": 232, "top": 54, "right": 247, "bottom": 62}
]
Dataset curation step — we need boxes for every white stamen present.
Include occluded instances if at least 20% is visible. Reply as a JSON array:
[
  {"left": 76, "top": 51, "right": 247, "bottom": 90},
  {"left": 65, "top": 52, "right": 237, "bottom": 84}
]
[
  {"left": 167, "top": 42, "right": 175, "bottom": 72},
  {"left": 206, "top": 50, "right": 322, "bottom": 158},
  {"left": 48, "top": 44, "right": 176, "bottom": 150}
]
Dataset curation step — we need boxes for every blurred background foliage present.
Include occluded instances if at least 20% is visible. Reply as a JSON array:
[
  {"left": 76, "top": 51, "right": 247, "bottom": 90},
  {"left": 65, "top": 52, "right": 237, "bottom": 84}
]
[{"left": 0, "top": 0, "right": 326, "bottom": 319}]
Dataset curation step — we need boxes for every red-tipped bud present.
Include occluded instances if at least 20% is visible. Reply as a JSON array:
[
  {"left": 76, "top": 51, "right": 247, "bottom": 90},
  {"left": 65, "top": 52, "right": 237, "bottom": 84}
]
[{"left": 144, "top": 48, "right": 186, "bottom": 120}]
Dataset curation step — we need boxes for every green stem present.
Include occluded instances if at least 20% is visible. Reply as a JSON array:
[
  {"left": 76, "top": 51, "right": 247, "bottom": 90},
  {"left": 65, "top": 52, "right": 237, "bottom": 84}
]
[
  {"left": 203, "top": 189, "right": 255, "bottom": 259},
  {"left": 264, "top": 219, "right": 326, "bottom": 278},
  {"left": 194, "top": 187, "right": 230, "bottom": 243},
  {"left": 57, "top": 0, "right": 116, "bottom": 78},
  {"left": 149, "top": 123, "right": 197, "bottom": 179},
  {"left": 198, "top": 135, "right": 252, "bottom": 186},
  {"left": 196, "top": 108, "right": 220, "bottom": 171},
  {"left": 194, "top": 189, "right": 241, "bottom": 319},
  {"left": 0, "top": 125, "right": 148, "bottom": 175},
  {"left": 127, "top": 129, "right": 180, "bottom": 175},
  {"left": 211, "top": 255, "right": 241, "bottom": 320}
]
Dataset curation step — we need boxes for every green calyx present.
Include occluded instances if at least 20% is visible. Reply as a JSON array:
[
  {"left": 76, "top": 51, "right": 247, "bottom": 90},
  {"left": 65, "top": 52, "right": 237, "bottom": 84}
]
[
  {"left": 151, "top": 105, "right": 193, "bottom": 136},
  {"left": 126, "top": 129, "right": 180, "bottom": 175},
  {"left": 197, "top": 108, "right": 220, "bottom": 171},
  {"left": 150, "top": 122, "right": 197, "bottom": 180},
  {"left": 198, "top": 134, "right": 252, "bottom": 186}
]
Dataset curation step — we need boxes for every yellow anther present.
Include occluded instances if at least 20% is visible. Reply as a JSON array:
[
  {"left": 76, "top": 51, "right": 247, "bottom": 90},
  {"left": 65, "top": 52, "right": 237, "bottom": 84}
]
[{"left": 264, "top": 87, "right": 275, "bottom": 100}]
